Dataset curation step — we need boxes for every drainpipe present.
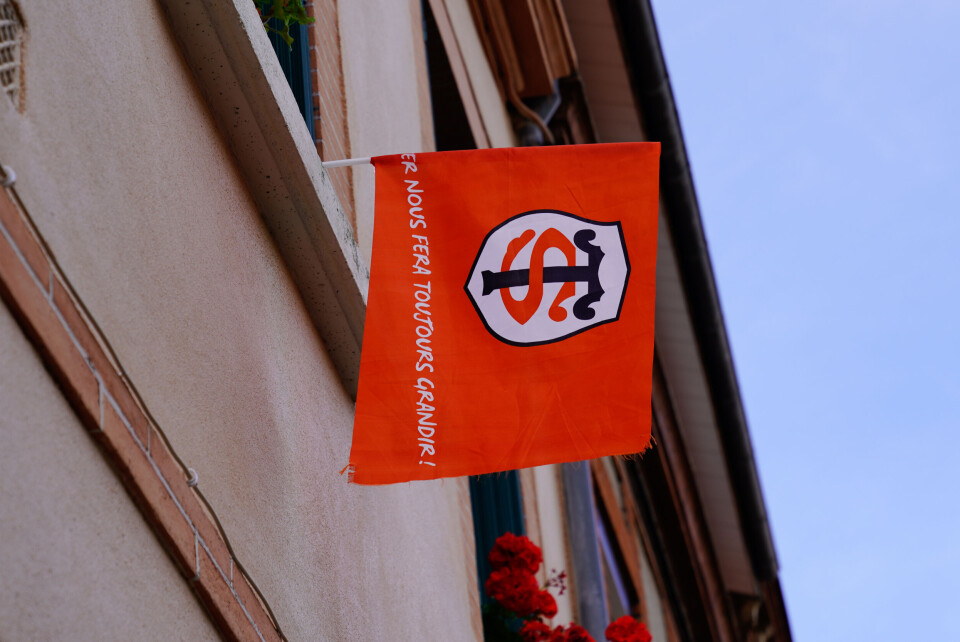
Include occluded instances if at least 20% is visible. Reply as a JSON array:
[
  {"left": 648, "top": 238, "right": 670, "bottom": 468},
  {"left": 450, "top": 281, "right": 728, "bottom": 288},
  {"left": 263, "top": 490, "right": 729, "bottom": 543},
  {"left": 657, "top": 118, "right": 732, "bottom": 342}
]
[{"left": 518, "top": 90, "right": 562, "bottom": 146}]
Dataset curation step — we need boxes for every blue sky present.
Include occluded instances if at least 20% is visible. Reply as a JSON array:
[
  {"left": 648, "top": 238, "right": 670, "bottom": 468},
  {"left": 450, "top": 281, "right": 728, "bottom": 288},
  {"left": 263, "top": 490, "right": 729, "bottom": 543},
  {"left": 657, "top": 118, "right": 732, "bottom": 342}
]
[{"left": 648, "top": 2, "right": 960, "bottom": 639}]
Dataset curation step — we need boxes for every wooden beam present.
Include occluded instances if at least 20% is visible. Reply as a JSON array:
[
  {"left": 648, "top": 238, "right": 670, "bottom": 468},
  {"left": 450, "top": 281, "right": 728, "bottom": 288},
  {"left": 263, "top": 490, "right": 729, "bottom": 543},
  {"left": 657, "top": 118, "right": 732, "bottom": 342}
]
[
  {"left": 590, "top": 458, "right": 644, "bottom": 610},
  {"left": 426, "top": 0, "right": 492, "bottom": 148},
  {"left": 467, "top": 0, "right": 577, "bottom": 98},
  {"left": 650, "top": 357, "right": 737, "bottom": 641}
]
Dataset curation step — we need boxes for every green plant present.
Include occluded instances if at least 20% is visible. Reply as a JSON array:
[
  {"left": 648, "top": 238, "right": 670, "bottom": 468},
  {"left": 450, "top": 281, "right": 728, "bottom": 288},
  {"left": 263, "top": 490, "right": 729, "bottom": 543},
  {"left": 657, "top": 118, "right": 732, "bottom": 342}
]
[{"left": 253, "top": 0, "right": 314, "bottom": 47}]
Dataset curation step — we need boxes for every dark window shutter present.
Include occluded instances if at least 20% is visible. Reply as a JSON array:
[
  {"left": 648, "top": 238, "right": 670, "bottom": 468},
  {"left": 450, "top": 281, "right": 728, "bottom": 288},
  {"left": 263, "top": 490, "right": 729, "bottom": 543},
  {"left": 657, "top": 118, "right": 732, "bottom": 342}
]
[
  {"left": 469, "top": 472, "right": 526, "bottom": 606},
  {"left": 267, "top": 21, "right": 315, "bottom": 139}
]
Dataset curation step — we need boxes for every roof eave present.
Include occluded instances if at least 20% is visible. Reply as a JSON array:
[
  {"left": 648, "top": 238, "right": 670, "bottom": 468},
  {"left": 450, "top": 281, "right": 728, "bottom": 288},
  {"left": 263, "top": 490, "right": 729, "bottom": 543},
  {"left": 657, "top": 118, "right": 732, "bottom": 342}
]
[{"left": 610, "top": 0, "right": 779, "bottom": 583}]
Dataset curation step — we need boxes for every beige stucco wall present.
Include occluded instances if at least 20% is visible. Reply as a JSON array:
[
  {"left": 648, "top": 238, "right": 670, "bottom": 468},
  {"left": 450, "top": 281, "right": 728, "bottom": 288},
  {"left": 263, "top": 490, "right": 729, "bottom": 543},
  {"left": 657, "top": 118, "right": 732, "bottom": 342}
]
[
  {"left": 0, "top": 304, "right": 220, "bottom": 641},
  {"left": 340, "top": 0, "right": 516, "bottom": 266},
  {"left": 639, "top": 543, "right": 670, "bottom": 642},
  {"left": 525, "top": 465, "right": 577, "bottom": 626},
  {"left": 340, "top": 0, "right": 435, "bottom": 266},
  {"left": 0, "top": 1, "right": 478, "bottom": 640}
]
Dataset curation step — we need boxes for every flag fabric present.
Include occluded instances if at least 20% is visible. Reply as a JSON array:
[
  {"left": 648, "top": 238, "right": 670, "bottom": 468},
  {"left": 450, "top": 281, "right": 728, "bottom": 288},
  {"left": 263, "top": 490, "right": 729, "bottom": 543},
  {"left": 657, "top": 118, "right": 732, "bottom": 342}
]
[{"left": 349, "top": 143, "right": 660, "bottom": 484}]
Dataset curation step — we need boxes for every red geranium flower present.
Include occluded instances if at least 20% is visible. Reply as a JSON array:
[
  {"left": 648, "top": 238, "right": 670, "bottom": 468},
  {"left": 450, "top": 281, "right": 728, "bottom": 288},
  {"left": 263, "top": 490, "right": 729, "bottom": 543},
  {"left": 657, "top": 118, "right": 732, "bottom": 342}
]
[
  {"left": 520, "top": 620, "right": 554, "bottom": 642},
  {"left": 563, "top": 623, "right": 597, "bottom": 642},
  {"left": 485, "top": 567, "right": 541, "bottom": 616},
  {"left": 518, "top": 621, "right": 597, "bottom": 642},
  {"left": 536, "top": 590, "right": 558, "bottom": 618},
  {"left": 489, "top": 532, "right": 544, "bottom": 575},
  {"left": 605, "top": 616, "right": 652, "bottom": 642}
]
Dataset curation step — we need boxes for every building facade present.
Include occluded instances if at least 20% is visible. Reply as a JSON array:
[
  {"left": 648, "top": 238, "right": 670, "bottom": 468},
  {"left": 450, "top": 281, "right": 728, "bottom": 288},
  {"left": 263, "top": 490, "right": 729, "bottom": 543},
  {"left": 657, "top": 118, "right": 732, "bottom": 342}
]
[{"left": 0, "top": 0, "right": 790, "bottom": 640}]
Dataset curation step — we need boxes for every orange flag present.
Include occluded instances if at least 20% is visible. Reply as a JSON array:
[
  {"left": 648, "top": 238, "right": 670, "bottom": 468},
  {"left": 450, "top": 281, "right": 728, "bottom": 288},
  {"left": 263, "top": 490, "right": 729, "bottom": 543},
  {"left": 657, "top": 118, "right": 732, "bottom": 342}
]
[{"left": 349, "top": 143, "right": 660, "bottom": 484}]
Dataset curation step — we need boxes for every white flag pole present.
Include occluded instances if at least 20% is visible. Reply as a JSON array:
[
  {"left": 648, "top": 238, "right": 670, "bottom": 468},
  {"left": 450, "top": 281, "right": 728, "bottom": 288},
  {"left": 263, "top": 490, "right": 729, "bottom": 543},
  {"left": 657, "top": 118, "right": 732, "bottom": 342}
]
[{"left": 321, "top": 157, "right": 372, "bottom": 169}]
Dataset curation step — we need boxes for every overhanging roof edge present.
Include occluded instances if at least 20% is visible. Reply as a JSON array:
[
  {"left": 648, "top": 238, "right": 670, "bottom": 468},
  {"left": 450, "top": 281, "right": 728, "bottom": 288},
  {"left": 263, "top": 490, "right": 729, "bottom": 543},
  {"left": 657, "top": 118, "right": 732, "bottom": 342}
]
[{"left": 610, "top": 0, "right": 780, "bottom": 583}]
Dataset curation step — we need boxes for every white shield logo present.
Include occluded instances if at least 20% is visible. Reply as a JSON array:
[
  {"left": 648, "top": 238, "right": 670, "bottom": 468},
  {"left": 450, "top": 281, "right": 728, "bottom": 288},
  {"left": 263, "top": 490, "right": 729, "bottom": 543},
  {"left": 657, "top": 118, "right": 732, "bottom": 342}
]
[{"left": 465, "top": 210, "right": 630, "bottom": 346}]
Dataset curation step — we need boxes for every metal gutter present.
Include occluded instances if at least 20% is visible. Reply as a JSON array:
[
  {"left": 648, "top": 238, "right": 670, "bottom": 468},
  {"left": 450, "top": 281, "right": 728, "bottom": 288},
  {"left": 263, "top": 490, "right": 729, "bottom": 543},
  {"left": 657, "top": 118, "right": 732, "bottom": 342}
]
[{"left": 610, "top": 0, "right": 779, "bottom": 583}]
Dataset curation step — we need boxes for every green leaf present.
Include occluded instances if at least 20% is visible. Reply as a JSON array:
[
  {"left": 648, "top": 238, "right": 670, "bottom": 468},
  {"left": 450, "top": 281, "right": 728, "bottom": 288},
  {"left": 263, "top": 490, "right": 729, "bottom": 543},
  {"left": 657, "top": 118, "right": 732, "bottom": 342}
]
[{"left": 254, "top": 0, "right": 314, "bottom": 48}]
